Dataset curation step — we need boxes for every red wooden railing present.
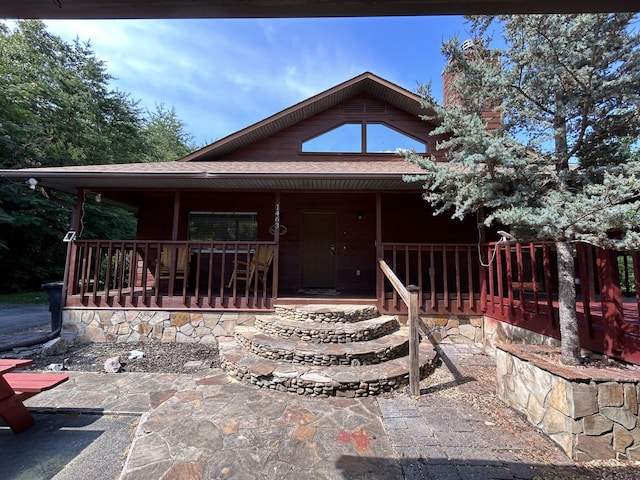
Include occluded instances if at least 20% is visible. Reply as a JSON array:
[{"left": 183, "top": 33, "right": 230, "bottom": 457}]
[
  {"left": 66, "top": 239, "right": 640, "bottom": 363},
  {"left": 379, "top": 243, "right": 482, "bottom": 314},
  {"left": 66, "top": 240, "right": 277, "bottom": 310},
  {"left": 483, "top": 241, "right": 640, "bottom": 364}
]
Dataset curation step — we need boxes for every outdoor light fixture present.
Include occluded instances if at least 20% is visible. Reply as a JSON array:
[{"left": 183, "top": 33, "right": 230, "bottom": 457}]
[
  {"left": 26, "top": 177, "right": 39, "bottom": 190},
  {"left": 95, "top": 193, "right": 102, "bottom": 203}
]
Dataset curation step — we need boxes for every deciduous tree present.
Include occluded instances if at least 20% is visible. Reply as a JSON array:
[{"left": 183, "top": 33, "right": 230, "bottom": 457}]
[
  {"left": 142, "top": 103, "right": 198, "bottom": 162},
  {"left": 0, "top": 21, "right": 196, "bottom": 291}
]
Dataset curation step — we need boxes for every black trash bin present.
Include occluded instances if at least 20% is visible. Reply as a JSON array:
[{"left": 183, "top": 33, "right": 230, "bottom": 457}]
[{"left": 42, "top": 281, "right": 64, "bottom": 331}]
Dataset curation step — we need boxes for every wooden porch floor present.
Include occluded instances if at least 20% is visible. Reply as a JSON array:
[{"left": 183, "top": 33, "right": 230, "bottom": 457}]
[
  {"left": 491, "top": 296, "right": 640, "bottom": 325},
  {"left": 66, "top": 286, "right": 379, "bottom": 310}
]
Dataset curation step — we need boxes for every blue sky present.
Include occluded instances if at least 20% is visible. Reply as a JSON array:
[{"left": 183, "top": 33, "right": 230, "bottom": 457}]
[{"left": 44, "top": 16, "right": 472, "bottom": 146}]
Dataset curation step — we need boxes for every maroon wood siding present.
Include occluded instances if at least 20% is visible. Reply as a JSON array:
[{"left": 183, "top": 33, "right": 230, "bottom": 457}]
[
  {"left": 215, "top": 93, "right": 445, "bottom": 162},
  {"left": 278, "top": 192, "right": 377, "bottom": 293},
  {"left": 381, "top": 193, "right": 478, "bottom": 244},
  {"left": 136, "top": 193, "right": 176, "bottom": 239},
  {"left": 134, "top": 190, "right": 480, "bottom": 295}
]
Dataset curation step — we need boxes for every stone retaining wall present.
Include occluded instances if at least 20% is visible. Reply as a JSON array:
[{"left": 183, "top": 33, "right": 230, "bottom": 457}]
[
  {"left": 496, "top": 344, "right": 640, "bottom": 461},
  {"left": 62, "top": 309, "right": 252, "bottom": 344}
]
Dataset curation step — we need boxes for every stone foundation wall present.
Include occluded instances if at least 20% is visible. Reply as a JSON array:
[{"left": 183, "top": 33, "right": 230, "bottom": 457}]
[
  {"left": 61, "top": 309, "right": 253, "bottom": 345},
  {"left": 484, "top": 316, "right": 561, "bottom": 348},
  {"left": 496, "top": 345, "right": 640, "bottom": 461},
  {"left": 413, "top": 314, "right": 484, "bottom": 343},
  {"left": 63, "top": 308, "right": 483, "bottom": 346}
]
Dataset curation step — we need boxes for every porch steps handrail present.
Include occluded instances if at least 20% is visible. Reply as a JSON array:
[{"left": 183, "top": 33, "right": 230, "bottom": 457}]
[
  {"left": 378, "top": 258, "right": 421, "bottom": 397},
  {"left": 378, "top": 258, "right": 410, "bottom": 305}
]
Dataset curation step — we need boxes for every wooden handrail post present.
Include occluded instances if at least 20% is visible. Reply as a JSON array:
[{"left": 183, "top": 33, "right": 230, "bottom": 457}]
[{"left": 408, "top": 284, "right": 420, "bottom": 398}]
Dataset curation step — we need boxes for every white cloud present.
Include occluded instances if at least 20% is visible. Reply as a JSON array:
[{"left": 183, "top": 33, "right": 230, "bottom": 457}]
[{"left": 39, "top": 16, "right": 466, "bottom": 146}]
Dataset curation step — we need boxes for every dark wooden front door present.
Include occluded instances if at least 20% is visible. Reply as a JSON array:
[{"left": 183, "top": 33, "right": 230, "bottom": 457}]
[{"left": 301, "top": 212, "right": 337, "bottom": 288}]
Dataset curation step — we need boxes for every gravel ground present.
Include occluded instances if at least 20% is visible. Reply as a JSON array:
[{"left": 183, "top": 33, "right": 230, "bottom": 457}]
[{"left": 27, "top": 340, "right": 220, "bottom": 373}]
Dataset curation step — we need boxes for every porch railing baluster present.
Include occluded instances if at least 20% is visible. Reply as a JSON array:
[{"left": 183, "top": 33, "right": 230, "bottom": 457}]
[
  {"left": 466, "top": 246, "right": 474, "bottom": 312},
  {"left": 380, "top": 243, "right": 480, "bottom": 315},
  {"left": 455, "top": 246, "right": 461, "bottom": 310},
  {"left": 66, "top": 239, "right": 276, "bottom": 311},
  {"left": 105, "top": 243, "right": 114, "bottom": 303},
  {"left": 429, "top": 246, "right": 436, "bottom": 310},
  {"left": 442, "top": 246, "right": 449, "bottom": 309},
  {"left": 515, "top": 243, "right": 524, "bottom": 307},
  {"left": 530, "top": 242, "right": 540, "bottom": 314}
]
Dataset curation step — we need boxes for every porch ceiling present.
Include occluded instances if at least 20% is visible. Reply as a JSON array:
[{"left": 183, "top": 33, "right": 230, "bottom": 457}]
[
  {"left": 0, "top": 1, "right": 628, "bottom": 19},
  {"left": 0, "top": 160, "right": 427, "bottom": 194}
]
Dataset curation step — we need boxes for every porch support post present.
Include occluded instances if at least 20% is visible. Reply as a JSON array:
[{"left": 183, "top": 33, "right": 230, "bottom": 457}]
[
  {"left": 376, "top": 193, "right": 383, "bottom": 308},
  {"left": 596, "top": 248, "right": 625, "bottom": 358},
  {"left": 272, "top": 192, "right": 280, "bottom": 299},
  {"left": 171, "top": 190, "right": 181, "bottom": 241},
  {"left": 72, "top": 189, "right": 83, "bottom": 233},
  {"left": 164, "top": 191, "right": 182, "bottom": 296},
  {"left": 408, "top": 284, "right": 420, "bottom": 397},
  {"left": 478, "top": 207, "right": 488, "bottom": 313},
  {"left": 62, "top": 189, "right": 85, "bottom": 320}
]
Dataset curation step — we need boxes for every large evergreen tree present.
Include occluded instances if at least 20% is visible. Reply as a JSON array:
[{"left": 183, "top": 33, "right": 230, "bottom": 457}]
[{"left": 405, "top": 14, "right": 640, "bottom": 365}]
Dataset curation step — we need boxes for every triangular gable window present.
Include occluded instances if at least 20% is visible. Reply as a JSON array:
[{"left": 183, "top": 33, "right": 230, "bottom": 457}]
[
  {"left": 302, "top": 123, "right": 361, "bottom": 153},
  {"left": 302, "top": 122, "right": 427, "bottom": 154}
]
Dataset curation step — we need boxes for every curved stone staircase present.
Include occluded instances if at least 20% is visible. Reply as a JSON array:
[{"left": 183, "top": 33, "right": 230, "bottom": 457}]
[{"left": 219, "top": 304, "right": 438, "bottom": 397}]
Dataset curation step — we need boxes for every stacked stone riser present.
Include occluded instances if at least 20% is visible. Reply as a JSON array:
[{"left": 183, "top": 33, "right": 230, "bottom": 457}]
[
  {"left": 220, "top": 356, "right": 436, "bottom": 398},
  {"left": 273, "top": 305, "right": 378, "bottom": 323},
  {"left": 253, "top": 315, "right": 397, "bottom": 343},
  {"left": 235, "top": 333, "right": 409, "bottom": 366},
  {"left": 219, "top": 304, "right": 438, "bottom": 397}
]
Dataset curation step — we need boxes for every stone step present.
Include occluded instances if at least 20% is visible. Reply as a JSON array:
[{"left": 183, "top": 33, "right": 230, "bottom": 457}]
[
  {"left": 219, "top": 338, "right": 438, "bottom": 397},
  {"left": 235, "top": 325, "right": 410, "bottom": 366},
  {"left": 254, "top": 314, "right": 399, "bottom": 343},
  {"left": 273, "top": 304, "right": 379, "bottom": 323}
]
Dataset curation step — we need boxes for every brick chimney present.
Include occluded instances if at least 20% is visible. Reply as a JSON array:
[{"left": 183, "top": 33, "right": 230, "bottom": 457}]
[{"left": 442, "top": 39, "right": 501, "bottom": 130}]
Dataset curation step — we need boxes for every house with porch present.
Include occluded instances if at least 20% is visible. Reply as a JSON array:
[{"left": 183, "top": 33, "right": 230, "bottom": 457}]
[
  {"left": 3, "top": 72, "right": 482, "bottom": 314},
  {"left": 2, "top": 72, "right": 639, "bottom": 394}
]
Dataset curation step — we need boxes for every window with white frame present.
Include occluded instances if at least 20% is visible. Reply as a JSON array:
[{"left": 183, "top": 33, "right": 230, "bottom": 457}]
[{"left": 301, "top": 122, "right": 427, "bottom": 154}]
